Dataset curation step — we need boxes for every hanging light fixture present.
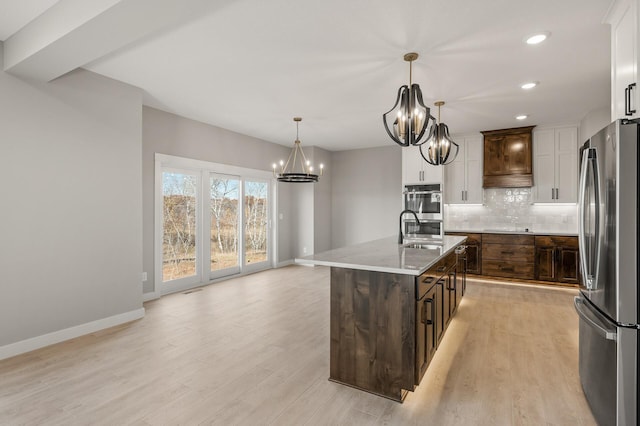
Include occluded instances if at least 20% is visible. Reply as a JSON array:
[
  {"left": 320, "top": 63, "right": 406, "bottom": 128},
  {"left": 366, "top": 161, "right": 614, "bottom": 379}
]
[
  {"left": 272, "top": 117, "right": 324, "bottom": 183},
  {"left": 382, "top": 52, "right": 435, "bottom": 147},
  {"left": 419, "top": 101, "right": 459, "bottom": 166}
]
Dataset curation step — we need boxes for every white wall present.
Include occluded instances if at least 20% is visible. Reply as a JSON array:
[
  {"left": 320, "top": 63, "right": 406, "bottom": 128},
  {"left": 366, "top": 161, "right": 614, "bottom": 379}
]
[
  {"left": 0, "top": 42, "right": 143, "bottom": 352},
  {"left": 579, "top": 106, "right": 611, "bottom": 142},
  {"left": 330, "top": 146, "right": 402, "bottom": 248},
  {"left": 142, "top": 107, "right": 299, "bottom": 292}
]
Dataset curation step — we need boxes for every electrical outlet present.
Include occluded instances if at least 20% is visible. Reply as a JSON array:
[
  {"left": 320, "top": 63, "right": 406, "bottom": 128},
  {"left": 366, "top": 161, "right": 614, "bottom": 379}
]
[
  {"left": 141, "top": 272, "right": 148, "bottom": 282},
  {"left": 303, "top": 247, "right": 307, "bottom": 254},
  {"left": 279, "top": 213, "right": 284, "bottom": 220}
]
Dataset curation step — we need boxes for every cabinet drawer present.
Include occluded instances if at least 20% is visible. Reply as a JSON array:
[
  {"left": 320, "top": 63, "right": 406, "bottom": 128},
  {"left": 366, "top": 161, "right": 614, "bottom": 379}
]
[
  {"left": 482, "top": 260, "right": 535, "bottom": 279},
  {"left": 482, "top": 243, "right": 534, "bottom": 262},
  {"left": 446, "top": 232, "right": 482, "bottom": 246},
  {"left": 482, "top": 233, "right": 534, "bottom": 245},
  {"left": 535, "top": 235, "right": 578, "bottom": 249}
]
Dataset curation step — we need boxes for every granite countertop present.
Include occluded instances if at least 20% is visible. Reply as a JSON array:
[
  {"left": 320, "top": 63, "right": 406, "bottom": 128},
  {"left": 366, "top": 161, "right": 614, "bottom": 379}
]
[
  {"left": 445, "top": 228, "right": 578, "bottom": 236},
  {"left": 295, "top": 235, "right": 467, "bottom": 276}
]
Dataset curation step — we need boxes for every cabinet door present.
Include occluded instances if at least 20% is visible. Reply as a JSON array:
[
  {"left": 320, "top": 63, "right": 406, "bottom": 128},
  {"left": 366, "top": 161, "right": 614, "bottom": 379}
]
[
  {"left": 403, "top": 145, "right": 423, "bottom": 184},
  {"left": 438, "top": 277, "right": 450, "bottom": 334},
  {"left": 466, "top": 243, "right": 481, "bottom": 274},
  {"left": 532, "top": 129, "right": 555, "bottom": 203},
  {"left": 447, "top": 270, "right": 459, "bottom": 316},
  {"left": 465, "top": 136, "right": 484, "bottom": 204},
  {"left": 557, "top": 247, "right": 580, "bottom": 284},
  {"left": 422, "top": 160, "right": 443, "bottom": 184},
  {"left": 555, "top": 127, "right": 578, "bottom": 203},
  {"left": 611, "top": 0, "right": 638, "bottom": 120},
  {"left": 444, "top": 151, "right": 466, "bottom": 204},
  {"left": 415, "top": 285, "right": 437, "bottom": 383},
  {"left": 535, "top": 246, "right": 556, "bottom": 281}
]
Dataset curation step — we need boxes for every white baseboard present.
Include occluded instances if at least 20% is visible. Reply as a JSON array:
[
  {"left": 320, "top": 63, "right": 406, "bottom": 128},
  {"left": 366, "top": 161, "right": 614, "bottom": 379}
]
[
  {"left": 142, "top": 291, "right": 159, "bottom": 302},
  {"left": 276, "top": 260, "right": 294, "bottom": 268},
  {"left": 0, "top": 308, "right": 145, "bottom": 361}
]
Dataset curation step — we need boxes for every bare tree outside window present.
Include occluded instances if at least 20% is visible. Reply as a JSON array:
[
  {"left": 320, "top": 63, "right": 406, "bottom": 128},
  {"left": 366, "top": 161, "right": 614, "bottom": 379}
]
[
  {"left": 210, "top": 176, "right": 239, "bottom": 271},
  {"left": 162, "top": 172, "right": 198, "bottom": 281},
  {"left": 244, "top": 181, "right": 268, "bottom": 264}
]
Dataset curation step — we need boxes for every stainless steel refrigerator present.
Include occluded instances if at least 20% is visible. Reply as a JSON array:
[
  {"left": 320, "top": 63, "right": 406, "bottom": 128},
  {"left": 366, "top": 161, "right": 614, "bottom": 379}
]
[{"left": 575, "top": 119, "right": 639, "bottom": 426}]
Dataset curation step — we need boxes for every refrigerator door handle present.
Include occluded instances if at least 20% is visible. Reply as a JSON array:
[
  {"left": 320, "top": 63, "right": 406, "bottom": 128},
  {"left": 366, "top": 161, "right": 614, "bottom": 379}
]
[
  {"left": 578, "top": 148, "right": 602, "bottom": 290},
  {"left": 578, "top": 149, "right": 591, "bottom": 286},
  {"left": 574, "top": 297, "right": 617, "bottom": 341}
]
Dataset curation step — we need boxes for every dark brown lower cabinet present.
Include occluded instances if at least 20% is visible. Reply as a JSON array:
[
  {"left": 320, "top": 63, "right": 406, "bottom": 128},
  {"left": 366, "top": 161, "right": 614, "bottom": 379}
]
[
  {"left": 415, "top": 284, "right": 437, "bottom": 383},
  {"left": 446, "top": 232, "right": 482, "bottom": 274},
  {"left": 535, "top": 236, "right": 580, "bottom": 284},
  {"left": 329, "top": 248, "right": 465, "bottom": 402}
]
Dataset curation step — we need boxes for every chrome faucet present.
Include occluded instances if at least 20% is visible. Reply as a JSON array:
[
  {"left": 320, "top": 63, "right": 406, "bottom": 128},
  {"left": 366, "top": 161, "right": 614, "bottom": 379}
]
[{"left": 399, "top": 209, "right": 420, "bottom": 244}]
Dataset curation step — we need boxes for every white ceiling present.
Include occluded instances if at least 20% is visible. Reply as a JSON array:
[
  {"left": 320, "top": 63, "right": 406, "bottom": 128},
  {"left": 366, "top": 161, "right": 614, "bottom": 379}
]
[{"left": 2, "top": 0, "right": 613, "bottom": 151}]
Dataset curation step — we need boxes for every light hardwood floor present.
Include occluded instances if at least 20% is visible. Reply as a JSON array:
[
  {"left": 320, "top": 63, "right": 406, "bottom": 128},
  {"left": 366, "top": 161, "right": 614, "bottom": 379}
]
[{"left": 0, "top": 266, "right": 596, "bottom": 425}]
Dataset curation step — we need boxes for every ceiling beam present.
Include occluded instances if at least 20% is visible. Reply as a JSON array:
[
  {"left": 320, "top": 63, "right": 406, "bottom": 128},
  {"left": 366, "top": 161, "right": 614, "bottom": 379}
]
[{"left": 3, "top": 0, "right": 227, "bottom": 82}]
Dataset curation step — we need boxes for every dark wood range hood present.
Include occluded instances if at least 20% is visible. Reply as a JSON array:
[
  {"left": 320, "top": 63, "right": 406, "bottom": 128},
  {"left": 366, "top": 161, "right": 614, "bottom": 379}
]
[{"left": 481, "top": 126, "right": 535, "bottom": 188}]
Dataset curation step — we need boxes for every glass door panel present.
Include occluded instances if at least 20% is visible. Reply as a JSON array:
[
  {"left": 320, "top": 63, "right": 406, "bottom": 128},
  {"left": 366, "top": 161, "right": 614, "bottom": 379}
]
[
  {"left": 210, "top": 174, "right": 240, "bottom": 278},
  {"left": 244, "top": 180, "right": 269, "bottom": 268},
  {"left": 162, "top": 171, "right": 199, "bottom": 283}
]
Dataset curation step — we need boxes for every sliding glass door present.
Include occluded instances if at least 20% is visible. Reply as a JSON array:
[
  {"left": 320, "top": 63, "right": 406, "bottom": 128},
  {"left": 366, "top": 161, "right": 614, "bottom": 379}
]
[
  {"left": 161, "top": 169, "right": 201, "bottom": 289},
  {"left": 244, "top": 179, "right": 269, "bottom": 271},
  {"left": 209, "top": 174, "right": 240, "bottom": 279},
  {"left": 157, "top": 155, "right": 273, "bottom": 295}
]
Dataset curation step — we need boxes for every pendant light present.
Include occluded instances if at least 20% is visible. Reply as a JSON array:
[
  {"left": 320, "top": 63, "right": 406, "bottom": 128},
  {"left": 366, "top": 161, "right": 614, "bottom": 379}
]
[
  {"left": 272, "top": 117, "right": 324, "bottom": 183},
  {"left": 382, "top": 52, "right": 435, "bottom": 147},
  {"left": 419, "top": 101, "right": 459, "bottom": 166}
]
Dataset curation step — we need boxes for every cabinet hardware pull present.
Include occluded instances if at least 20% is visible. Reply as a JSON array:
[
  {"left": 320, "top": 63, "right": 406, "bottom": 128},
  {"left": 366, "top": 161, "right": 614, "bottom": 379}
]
[
  {"left": 500, "top": 266, "right": 515, "bottom": 272},
  {"left": 461, "top": 190, "right": 464, "bottom": 201},
  {"left": 555, "top": 188, "right": 559, "bottom": 199},
  {"left": 501, "top": 251, "right": 514, "bottom": 255},
  {"left": 625, "top": 86, "right": 630, "bottom": 116},
  {"left": 551, "top": 188, "right": 555, "bottom": 199},
  {"left": 425, "top": 298, "right": 434, "bottom": 325},
  {"left": 629, "top": 83, "right": 637, "bottom": 115},
  {"left": 422, "top": 277, "right": 434, "bottom": 284},
  {"left": 436, "top": 266, "right": 446, "bottom": 272}
]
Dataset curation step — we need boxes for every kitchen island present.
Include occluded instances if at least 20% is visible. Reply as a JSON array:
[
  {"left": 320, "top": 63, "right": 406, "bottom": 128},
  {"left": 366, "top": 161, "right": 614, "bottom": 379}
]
[{"left": 296, "top": 235, "right": 467, "bottom": 402}]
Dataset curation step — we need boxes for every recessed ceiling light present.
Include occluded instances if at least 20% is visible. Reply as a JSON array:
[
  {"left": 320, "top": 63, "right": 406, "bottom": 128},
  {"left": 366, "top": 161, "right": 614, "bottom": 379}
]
[
  {"left": 516, "top": 115, "right": 528, "bottom": 120},
  {"left": 521, "top": 81, "right": 538, "bottom": 90},
  {"left": 525, "top": 32, "right": 550, "bottom": 45}
]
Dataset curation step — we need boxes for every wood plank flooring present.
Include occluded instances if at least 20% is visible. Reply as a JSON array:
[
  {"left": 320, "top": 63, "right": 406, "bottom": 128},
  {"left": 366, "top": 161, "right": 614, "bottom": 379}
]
[{"left": 0, "top": 266, "right": 596, "bottom": 425}]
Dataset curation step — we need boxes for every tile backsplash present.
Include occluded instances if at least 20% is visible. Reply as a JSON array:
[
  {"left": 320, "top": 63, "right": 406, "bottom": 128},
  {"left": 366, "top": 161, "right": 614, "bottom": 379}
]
[{"left": 444, "top": 188, "right": 578, "bottom": 234}]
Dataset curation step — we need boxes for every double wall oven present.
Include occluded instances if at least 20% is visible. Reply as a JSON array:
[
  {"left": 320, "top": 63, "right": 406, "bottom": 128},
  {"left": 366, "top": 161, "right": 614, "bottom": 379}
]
[{"left": 403, "top": 184, "right": 443, "bottom": 238}]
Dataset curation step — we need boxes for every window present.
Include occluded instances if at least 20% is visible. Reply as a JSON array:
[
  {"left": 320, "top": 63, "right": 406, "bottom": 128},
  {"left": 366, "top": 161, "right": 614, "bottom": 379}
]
[{"left": 156, "top": 155, "right": 274, "bottom": 295}]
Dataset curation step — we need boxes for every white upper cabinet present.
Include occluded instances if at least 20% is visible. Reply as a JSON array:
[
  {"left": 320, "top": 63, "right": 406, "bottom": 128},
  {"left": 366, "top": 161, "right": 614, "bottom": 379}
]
[
  {"left": 402, "top": 145, "right": 443, "bottom": 185},
  {"left": 444, "top": 135, "right": 483, "bottom": 204},
  {"left": 532, "top": 126, "right": 578, "bottom": 203},
  {"left": 606, "top": 0, "right": 639, "bottom": 120}
]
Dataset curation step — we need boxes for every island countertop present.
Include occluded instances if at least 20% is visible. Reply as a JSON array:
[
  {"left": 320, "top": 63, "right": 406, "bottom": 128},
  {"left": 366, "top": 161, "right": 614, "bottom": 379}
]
[{"left": 295, "top": 235, "right": 467, "bottom": 276}]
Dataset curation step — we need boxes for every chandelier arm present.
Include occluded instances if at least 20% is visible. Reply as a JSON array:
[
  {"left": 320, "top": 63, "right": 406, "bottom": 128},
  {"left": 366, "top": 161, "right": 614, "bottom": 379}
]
[
  {"left": 442, "top": 141, "right": 460, "bottom": 165},
  {"left": 382, "top": 85, "right": 410, "bottom": 147},
  {"left": 282, "top": 143, "right": 296, "bottom": 174},
  {"left": 409, "top": 84, "right": 431, "bottom": 146},
  {"left": 292, "top": 142, "right": 299, "bottom": 174},
  {"left": 413, "top": 113, "right": 437, "bottom": 146}
]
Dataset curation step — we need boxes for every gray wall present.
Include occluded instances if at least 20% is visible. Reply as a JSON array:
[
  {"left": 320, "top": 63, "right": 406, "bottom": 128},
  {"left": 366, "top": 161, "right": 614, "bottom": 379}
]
[
  {"left": 330, "top": 146, "right": 402, "bottom": 248},
  {"left": 142, "top": 107, "right": 300, "bottom": 292},
  {"left": 311, "top": 146, "right": 332, "bottom": 254},
  {"left": 0, "top": 44, "right": 143, "bottom": 347}
]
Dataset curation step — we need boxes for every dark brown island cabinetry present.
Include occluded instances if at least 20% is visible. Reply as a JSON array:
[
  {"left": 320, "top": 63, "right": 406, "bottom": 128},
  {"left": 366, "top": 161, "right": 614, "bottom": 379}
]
[
  {"left": 330, "top": 250, "right": 464, "bottom": 402},
  {"left": 534, "top": 235, "right": 580, "bottom": 284},
  {"left": 482, "top": 233, "right": 535, "bottom": 279},
  {"left": 482, "top": 126, "right": 535, "bottom": 188},
  {"left": 446, "top": 232, "right": 482, "bottom": 274}
]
